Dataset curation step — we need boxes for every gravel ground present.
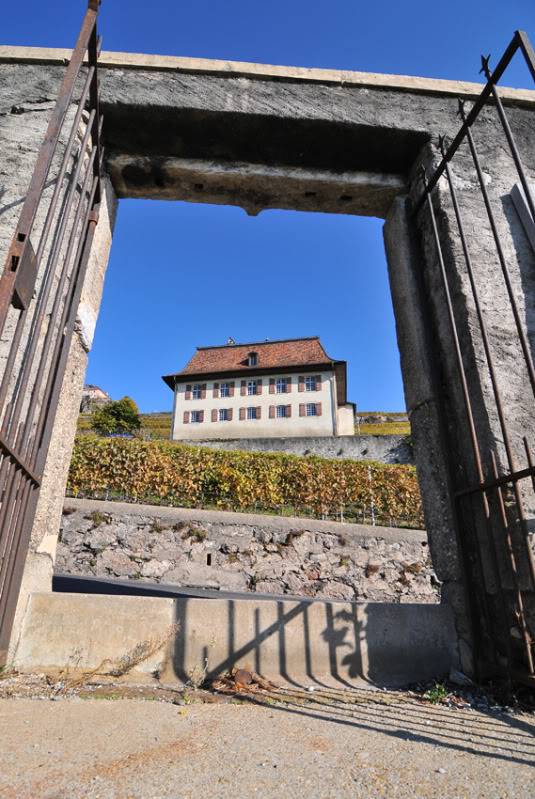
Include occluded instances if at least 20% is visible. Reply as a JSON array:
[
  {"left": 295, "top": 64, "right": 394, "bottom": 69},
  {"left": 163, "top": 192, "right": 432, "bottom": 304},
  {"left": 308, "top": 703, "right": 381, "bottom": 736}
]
[{"left": 0, "top": 689, "right": 534, "bottom": 799}]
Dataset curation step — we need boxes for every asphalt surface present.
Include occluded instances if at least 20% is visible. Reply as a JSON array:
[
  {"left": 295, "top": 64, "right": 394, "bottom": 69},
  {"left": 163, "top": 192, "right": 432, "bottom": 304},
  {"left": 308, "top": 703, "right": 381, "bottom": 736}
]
[
  {"left": 1, "top": 692, "right": 534, "bottom": 798},
  {"left": 53, "top": 572, "right": 309, "bottom": 602}
]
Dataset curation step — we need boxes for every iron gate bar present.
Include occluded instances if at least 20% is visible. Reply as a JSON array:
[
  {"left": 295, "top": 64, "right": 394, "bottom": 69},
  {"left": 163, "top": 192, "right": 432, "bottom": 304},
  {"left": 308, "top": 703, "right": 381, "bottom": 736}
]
[
  {"left": 416, "top": 28, "right": 535, "bottom": 680},
  {"left": 0, "top": 75, "right": 98, "bottom": 423},
  {"left": 34, "top": 151, "right": 103, "bottom": 457},
  {"left": 414, "top": 29, "right": 534, "bottom": 214},
  {"left": 0, "top": 0, "right": 102, "bottom": 663},
  {"left": 523, "top": 437, "right": 535, "bottom": 493},
  {"left": 490, "top": 451, "right": 535, "bottom": 675},
  {"left": 518, "top": 30, "right": 535, "bottom": 81},
  {"left": 457, "top": 99, "right": 535, "bottom": 400},
  {"left": 0, "top": 1, "right": 101, "bottom": 332},
  {"left": 457, "top": 97, "right": 535, "bottom": 591},
  {"left": 0, "top": 116, "right": 100, "bottom": 575},
  {"left": 2, "top": 110, "right": 97, "bottom": 444},
  {"left": 34, "top": 66, "right": 96, "bottom": 264},
  {"left": 439, "top": 132, "right": 531, "bottom": 502},
  {"left": 455, "top": 466, "right": 535, "bottom": 498},
  {"left": 480, "top": 56, "right": 535, "bottom": 227},
  {"left": 17, "top": 119, "right": 101, "bottom": 454},
  {"left": 0, "top": 435, "right": 41, "bottom": 486},
  {"left": 422, "top": 168, "right": 512, "bottom": 672}
]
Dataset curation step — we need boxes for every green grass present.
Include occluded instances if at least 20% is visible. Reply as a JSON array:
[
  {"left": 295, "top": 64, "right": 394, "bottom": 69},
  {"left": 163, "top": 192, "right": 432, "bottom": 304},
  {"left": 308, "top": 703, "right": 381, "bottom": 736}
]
[
  {"left": 356, "top": 421, "right": 411, "bottom": 436},
  {"left": 357, "top": 411, "right": 408, "bottom": 418}
]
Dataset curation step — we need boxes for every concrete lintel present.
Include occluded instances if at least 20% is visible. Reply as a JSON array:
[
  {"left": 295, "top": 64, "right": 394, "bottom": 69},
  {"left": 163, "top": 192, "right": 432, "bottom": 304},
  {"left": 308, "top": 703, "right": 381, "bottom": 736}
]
[
  {"left": 1, "top": 45, "right": 534, "bottom": 105},
  {"left": 108, "top": 155, "right": 406, "bottom": 217},
  {"left": 63, "top": 497, "right": 427, "bottom": 546}
]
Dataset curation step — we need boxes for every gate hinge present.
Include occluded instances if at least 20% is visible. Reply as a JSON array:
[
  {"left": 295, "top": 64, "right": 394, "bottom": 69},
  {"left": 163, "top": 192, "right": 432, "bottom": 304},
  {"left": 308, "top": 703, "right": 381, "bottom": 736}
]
[{"left": 11, "top": 236, "right": 37, "bottom": 311}]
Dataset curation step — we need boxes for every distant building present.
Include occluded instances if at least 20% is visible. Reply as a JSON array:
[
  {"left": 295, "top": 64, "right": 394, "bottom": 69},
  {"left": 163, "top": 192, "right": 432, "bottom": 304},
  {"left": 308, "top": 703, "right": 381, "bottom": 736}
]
[
  {"left": 162, "top": 337, "right": 355, "bottom": 440},
  {"left": 80, "top": 384, "right": 111, "bottom": 413}
]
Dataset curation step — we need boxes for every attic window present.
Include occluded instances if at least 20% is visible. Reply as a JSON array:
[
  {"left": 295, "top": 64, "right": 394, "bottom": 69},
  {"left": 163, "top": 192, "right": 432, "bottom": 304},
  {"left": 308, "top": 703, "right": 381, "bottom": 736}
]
[{"left": 248, "top": 352, "right": 258, "bottom": 367}]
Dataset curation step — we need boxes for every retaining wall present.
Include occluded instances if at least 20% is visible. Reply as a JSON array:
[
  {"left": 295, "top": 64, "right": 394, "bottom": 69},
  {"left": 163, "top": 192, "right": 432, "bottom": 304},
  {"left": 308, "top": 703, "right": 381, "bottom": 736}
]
[
  {"left": 180, "top": 434, "right": 414, "bottom": 464},
  {"left": 56, "top": 498, "right": 438, "bottom": 604}
]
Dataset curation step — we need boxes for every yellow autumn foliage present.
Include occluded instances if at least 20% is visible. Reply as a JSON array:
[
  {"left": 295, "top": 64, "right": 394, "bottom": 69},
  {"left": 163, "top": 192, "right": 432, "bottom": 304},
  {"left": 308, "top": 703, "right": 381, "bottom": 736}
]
[{"left": 67, "top": 436, "right": 423, "bottom": 527}]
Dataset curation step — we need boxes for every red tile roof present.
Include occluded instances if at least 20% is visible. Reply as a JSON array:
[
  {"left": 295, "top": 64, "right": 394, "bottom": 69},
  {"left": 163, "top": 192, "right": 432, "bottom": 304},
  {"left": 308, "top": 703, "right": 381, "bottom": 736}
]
[
  {"left": 162, "top": 337, "right": 348, "bottom": 404},
  {"left": 164, "top": 337, "right": 337, "bottom": 378}
]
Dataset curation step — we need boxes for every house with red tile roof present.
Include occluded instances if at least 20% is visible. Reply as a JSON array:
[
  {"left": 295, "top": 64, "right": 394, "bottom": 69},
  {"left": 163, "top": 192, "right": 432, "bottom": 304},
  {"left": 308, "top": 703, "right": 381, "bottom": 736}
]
[{"left": 162, "top": 336, "right": 355, "bottom": 440}]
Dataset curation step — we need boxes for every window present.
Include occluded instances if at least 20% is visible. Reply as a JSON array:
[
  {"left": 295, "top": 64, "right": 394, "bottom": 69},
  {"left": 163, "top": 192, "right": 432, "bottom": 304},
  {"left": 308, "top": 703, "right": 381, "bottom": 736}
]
[
  {"left": 219, "top": 408, "right": 229, "bottom": 421},
  {"left": 276, "top": 377, "right": 290, "bottom": 393},
  {"left": 191, "top": 410, "right": 203, "bottom": 423},
  {"left": 276, "top": 405, "right": 288, "bottom": 418},
  {"left": 220, "top": 382, "right": 230, "bottom": 398},
  {"left": 248, "top": 352, "right": 258, "bottom": 366},
  {"left": 306, "top": 403, "right": 317, "bottom": 416},
  {"left": 247, "top": 380, "right": 258, "bottom": 396},
  {"left": 305, "top": 376, "right": 317, "bottom": 392},
  {"left": 192, "top": 384, "right": 202, "bottom": 400},
  {"left": 247, "top": 407, "right": 257, "bottom": 420}
]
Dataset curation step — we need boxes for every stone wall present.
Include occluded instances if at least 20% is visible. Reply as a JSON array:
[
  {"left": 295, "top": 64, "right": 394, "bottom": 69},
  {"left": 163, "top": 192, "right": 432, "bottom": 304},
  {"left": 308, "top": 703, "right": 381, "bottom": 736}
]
[
  {"left": 180, "top": 434, "right": 414, "bottom": 464},
  {"left": 56, "top": 498, "right": 439, "bottom": 604}
]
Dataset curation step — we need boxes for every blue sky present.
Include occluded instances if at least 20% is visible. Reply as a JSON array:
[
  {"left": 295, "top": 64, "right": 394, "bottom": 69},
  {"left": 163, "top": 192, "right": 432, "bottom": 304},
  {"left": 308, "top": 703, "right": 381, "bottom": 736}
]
[{"left": 3, "top": 1, "right": 534, "bottom": 412}]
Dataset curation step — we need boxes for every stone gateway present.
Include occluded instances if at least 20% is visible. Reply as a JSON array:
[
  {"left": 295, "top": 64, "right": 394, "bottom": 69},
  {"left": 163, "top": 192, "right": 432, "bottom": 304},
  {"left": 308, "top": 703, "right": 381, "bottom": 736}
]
[{"left": 0, "top": 6, "right": 535, "bottom": 686}]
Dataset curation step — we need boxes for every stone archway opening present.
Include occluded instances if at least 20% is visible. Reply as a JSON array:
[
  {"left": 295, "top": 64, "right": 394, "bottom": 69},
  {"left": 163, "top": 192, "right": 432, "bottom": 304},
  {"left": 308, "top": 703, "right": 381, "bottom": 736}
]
[{"left": 1, "top": 8, "right": 535, "bottom": 686}]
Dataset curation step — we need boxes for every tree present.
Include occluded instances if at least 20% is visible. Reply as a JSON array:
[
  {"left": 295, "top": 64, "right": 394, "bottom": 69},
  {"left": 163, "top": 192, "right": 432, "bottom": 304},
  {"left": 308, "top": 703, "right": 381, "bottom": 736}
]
[{"left": 90, "top": 396, "right": 141, "bottom": 436}]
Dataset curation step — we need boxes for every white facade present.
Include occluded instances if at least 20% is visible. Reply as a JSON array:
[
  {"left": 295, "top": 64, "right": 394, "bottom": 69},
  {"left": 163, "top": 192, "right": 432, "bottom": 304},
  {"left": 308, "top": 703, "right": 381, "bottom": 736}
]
[{"left": 171, "top": 370, "right": 353, "bottom": 440}]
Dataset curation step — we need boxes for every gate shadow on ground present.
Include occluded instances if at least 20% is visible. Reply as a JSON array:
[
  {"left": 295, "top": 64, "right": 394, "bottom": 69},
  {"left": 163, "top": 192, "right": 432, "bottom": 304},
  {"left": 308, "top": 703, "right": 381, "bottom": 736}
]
[
  {"left": 171, "top": 596, "right": 455, "bottom": 690},
  {"left": 229, "top": 686, "right": 535, "bottom": 767}
]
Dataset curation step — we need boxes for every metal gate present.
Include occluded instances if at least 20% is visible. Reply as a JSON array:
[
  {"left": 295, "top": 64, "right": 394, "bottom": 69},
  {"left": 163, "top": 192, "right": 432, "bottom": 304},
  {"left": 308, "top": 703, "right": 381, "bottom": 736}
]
[
  {"left": 416, "top": 31, "right": 535, "bottom": 684},
  {"left": 0, "top": 0, "right": 102, "bottom": 662}
]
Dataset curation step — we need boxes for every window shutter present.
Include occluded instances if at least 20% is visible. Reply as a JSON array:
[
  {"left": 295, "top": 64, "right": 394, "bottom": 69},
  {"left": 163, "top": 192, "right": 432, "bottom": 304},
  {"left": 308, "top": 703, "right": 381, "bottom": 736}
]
[
  {"left": 211, "top": 409, "right": 217, "bottom": 422},
  {"left": 256, "top": 379, "right": 263, "bottom": 395},
  {"left": 286, "top": 404, "right": 292, "bottom": 417},
  {"left": 239, "top": 407, "right": 246, "bottom": 421},
  {"left": 185, "top": 385, "right": 192, "bottom": 400},
  {"left": 228, "top": 408, "right": 233, "bottom": 421},
  {"left": 229, "top": 381, "right": 235, "bottom": 397},
  {"left": 315, "top": 375, "right": 322, "bottom": 390},
  {"left": 183, "top": 411, "right": 190, "bottom": 424},
  {"left": 316, "top": 403, "right": 322, "bottom": 416},
  {"left": 286, "top": 378, "right": 292, "bottom": 393},
  {"left": 256, "top": 406, "right": 261, "bottom": 419},
  {"left": 213, "top": 382, "right": 219, "bottom": 398},
  {"left": 201, "top": 384, "right": 207, "bottom": 399},
  {"left": 199, "top": 410, "right": 204, "bottom": 422},
  {"left": 269, "top": 405, "right": 275, "bottom": 419},
  {"left": 269, "top": 378, "right": 275, "bottom": 394},
  {"left": 299, "top": 403, "right": 305, "bottom": 417},
  {"left": 298, "top": 376, "right": 305, "bottom": 392},
  {"left": 241, "top": 380, "right": 246, "bottom": 396}
]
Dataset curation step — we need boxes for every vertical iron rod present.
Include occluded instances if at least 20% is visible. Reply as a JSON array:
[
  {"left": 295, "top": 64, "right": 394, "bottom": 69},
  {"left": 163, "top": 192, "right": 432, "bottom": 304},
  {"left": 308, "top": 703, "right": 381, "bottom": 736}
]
[
  {"left": 480, "top": 57, "right": 535, "bottom": 230},
  {"left": 459, "top": 99, "right": 535, "bottom": 400},
  {"left": 490, "top": 452, "right": 534, "bottom": 674},
  {"left": 422, "top": 168, "right": 508, "bottom": 667},
  {"left": 0, "top": 2, "right": 99, "bottom": 334},
  {"left": 442, "top": 139, "right": 535, "bottom": 590}
]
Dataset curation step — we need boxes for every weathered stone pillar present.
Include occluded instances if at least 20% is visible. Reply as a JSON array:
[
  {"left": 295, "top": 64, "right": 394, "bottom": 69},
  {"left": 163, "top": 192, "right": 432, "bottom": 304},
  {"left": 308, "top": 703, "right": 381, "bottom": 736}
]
[{"left": 386, "top": 121, "right": 535, "bottom": 677}]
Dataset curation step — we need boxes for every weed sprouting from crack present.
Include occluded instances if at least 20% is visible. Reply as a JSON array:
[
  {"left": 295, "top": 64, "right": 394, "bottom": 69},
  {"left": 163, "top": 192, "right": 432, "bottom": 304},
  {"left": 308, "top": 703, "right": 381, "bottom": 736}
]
[{"left": 57, "top": 622, "right": 180, "bottom": 692}]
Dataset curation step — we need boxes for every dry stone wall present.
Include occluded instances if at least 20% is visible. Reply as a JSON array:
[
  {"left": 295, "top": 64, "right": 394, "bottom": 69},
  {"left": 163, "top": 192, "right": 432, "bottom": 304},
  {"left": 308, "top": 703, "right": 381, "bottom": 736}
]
[{"left": 56, "top": 498, "right": 439, "bottom": 604}]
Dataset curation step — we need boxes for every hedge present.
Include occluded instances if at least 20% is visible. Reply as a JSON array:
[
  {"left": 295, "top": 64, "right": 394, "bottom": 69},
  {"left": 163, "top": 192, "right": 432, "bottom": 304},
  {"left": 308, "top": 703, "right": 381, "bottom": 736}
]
[{"left": 67, "top": 435, "right": 424, "bottom": 528}]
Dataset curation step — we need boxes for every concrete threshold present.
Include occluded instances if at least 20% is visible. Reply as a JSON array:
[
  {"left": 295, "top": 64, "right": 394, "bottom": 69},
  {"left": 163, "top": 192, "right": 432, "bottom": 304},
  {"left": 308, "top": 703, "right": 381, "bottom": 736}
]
[{"left": 13, "top": 587, "right": 457, "bottom": 689}]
